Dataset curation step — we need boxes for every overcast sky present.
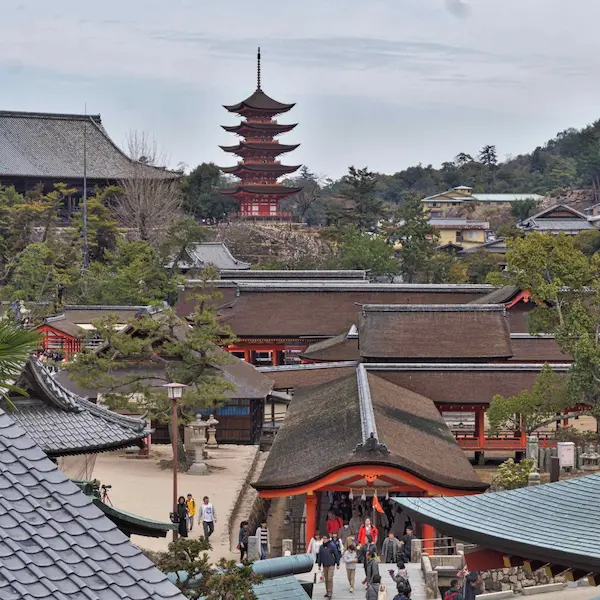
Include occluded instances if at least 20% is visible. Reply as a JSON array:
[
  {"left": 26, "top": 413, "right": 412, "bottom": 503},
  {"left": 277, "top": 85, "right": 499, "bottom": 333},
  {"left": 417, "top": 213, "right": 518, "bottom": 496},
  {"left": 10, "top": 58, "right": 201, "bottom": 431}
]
[{"left": 1, "top": 0, "right": 599, "bottom": 178}]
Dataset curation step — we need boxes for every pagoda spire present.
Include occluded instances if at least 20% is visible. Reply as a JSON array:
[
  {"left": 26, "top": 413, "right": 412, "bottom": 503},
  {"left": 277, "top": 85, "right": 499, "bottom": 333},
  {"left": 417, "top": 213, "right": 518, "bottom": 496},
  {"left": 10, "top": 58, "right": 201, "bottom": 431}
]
[{"left": 257, "top": 46, "right": 261, "bottom": 90}]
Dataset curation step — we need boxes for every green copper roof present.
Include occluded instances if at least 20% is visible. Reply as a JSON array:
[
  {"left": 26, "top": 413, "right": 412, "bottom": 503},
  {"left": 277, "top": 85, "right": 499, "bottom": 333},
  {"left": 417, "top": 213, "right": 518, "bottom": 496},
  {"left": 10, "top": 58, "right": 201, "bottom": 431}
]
[
  {"left": 253, "top": 576, "right": 310, "bottom": 599},
  {"left": 93, "top": 499, "right": 176, "bottom": 534},
  {"left": 395, "top": 473, "right": 600, "bottom": 572}
]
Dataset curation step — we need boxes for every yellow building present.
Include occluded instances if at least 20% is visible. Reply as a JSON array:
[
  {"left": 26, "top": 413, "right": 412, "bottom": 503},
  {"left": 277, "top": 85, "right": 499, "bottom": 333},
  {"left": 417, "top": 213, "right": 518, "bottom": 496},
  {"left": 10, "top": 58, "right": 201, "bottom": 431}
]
[
  {"left": 430, "top": 218, "right": 489, "bottom": 249},
  {"left": 422, "top": 185, "right": 543, "bottom": 217}
]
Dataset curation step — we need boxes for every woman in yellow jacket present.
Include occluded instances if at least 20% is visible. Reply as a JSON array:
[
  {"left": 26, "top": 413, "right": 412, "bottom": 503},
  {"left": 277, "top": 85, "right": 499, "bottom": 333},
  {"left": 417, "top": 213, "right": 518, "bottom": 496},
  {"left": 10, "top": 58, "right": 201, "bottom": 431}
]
[{"left": 186, "top": 494, "right": 197, "bottom": 531}]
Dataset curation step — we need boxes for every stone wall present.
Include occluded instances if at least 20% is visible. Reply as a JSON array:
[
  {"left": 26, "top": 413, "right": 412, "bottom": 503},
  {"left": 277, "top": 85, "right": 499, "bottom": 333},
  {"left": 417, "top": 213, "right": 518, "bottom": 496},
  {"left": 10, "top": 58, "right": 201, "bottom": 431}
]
[{"left": 480, "top": 567, "right": 566, "bottom": 593}]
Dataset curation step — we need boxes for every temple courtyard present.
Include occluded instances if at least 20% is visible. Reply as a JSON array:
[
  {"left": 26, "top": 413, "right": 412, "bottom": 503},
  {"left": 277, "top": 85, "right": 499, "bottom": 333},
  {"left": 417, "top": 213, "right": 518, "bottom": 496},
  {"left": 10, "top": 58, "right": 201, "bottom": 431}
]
[{"left": 72, "top": 444, "right": 258, "bottom": 556}]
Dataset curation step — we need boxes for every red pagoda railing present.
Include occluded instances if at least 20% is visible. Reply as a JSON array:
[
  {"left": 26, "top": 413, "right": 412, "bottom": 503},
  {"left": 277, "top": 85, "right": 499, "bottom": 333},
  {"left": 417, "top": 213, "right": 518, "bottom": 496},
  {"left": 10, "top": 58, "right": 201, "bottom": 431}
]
[
  {"left": 455, "top": 430, "right": 556, "bottom": 452},
  {"left": 229, "top": 212, "right": 298, "bottom": 223}
]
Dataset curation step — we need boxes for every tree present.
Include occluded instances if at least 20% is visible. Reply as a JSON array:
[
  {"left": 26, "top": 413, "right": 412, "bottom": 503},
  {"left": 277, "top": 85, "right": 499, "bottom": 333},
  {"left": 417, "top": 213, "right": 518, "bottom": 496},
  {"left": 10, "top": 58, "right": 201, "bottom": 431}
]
[
  {"left": 393, "top": 192, "right": 438, "bottom": 283},
  {"left": 488, "top": 365, "right": 571, "bottom": 435},
  {"left": 66, "top": 273, "right": 236, "bottom": 466},
  {"left": 573, "top": 229, "right": 600, "bottom": 257},
  {"left": 72, "top": 192, "right": 119, "bottom": 262},
  {"left": 339, "top": 166, "right": 384, "bottom": 230},
  {"left": 336, "top": 228, "right": 399, "bottom": 278},
  {"left": 0, "top": 321, "right": 40, "bottom": 397},
  {"left": 183, "top": 162, "right": 236, "bottom": 223},
  {"left": 114, "top": 132, "right": 182, "bottom": 243},
  {"left": 454, "top": 152, "right": 474, "bottom": 167},
  {"left": 160, "top": 217, "right": 208, "bottom": 277},
  {"left": 490, "top": 458, "right": 534, "bottom": 492},
  {"left": 461, "top": 249, "right": 503, "bottom": 283},
  {"left": 479, "top": 145, "right": 498, "bottom": 169},
  {"left": 152, "top": 538, "right": 261, "bottom": 599},
  {"left": 284, "top": 166, "right": 323, "bottom": 222},
  {"left": 422, "top": 253, "right": 468, "bottom": 284},
  {"left": 510, "top": 198, "right": 538, "bottom": 222}
]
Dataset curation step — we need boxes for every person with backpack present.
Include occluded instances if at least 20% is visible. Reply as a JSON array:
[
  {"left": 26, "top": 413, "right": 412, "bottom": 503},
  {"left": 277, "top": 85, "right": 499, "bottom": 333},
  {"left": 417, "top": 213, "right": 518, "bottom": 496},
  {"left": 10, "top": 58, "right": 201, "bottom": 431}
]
[
  {"left": 389, "top": 560, "right": 411, "bottom": 597},
  {"left": 444, "top": 579, "right": 464, "bottom": 600},
  {"left": 365, "top": 574, "right": 387, "bottom": 600}
]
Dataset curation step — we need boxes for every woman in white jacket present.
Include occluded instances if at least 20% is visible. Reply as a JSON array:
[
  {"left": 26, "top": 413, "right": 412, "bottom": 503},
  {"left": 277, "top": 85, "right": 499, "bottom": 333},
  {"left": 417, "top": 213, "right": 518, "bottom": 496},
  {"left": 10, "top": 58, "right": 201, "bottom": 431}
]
[{"left": 307, "top": 530, "right": 323, "bottom": 559}]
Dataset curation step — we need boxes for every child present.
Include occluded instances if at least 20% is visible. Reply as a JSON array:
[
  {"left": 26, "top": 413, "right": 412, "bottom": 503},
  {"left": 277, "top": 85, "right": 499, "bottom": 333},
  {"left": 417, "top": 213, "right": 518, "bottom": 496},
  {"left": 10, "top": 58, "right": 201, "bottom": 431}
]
[{"left": 342, "top": 543, "right": 358, "bottom": 593}]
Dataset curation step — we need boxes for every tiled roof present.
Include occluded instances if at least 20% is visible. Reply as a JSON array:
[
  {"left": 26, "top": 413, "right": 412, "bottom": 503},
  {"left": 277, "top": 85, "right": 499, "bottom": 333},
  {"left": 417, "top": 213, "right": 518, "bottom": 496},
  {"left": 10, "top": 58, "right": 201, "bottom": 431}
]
[
  {"left": 254, "top": 367, "right": 486, "bottom": 492},
  {"left": 169, "top": 243, "right": 251, "bottom": 271},
  {"left": 7, "top": 357, "right": 150, "bottom": 456},
  {"left": 429, "top": 218, "right": 489, "bottom": 229},
  {"left": 522, "top": 219, "right": 594, "bottom": 231},
  {"left": 219, "top": 270, "right": 368, "bottom": 280},
  {"left": 395, "top": 473, "right": 600, "bottom": 572},
  {"left": 253, "top": 576, "right": 310, "bottom": 599},
  {"left": 0, "top": 110, "right": 178, "bottom": 180},
  {"left": 223, "top": 89, "right": 295, "bottom": 113},
  {"left": 300, "top": 333, "right": 360, "bottom": 362},
  {"left": 0, "top": 407, "right": 185, "bottom": 599},
  {"left": 471, "top": 193, "right": 543, "bottom": 202},
  {"left": 469, "top": 285, "right": 521, "bottom": 305},
  {"left": 358, "top": 304, "right": 512, "bottom": 360}
]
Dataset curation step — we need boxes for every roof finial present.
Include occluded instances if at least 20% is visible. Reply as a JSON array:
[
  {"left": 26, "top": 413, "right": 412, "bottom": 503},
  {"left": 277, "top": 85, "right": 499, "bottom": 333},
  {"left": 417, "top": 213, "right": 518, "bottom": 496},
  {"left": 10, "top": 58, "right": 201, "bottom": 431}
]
[{"left": 257, "top": 46, "right": 261, "bottom": 90}]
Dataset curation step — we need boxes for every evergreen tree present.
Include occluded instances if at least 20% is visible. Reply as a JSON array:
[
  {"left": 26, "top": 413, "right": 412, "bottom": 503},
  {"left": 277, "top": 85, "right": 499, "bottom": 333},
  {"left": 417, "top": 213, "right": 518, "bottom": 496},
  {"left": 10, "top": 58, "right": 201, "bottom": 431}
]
[
  {"left": 339, "top": 166, "right": 384, "bottom": 230},
  {"left": 479, "top": 144, "right": 498, "bottom": 169},
  {"left": 393, "top": 193, "right": 438, "bottom": 283}
]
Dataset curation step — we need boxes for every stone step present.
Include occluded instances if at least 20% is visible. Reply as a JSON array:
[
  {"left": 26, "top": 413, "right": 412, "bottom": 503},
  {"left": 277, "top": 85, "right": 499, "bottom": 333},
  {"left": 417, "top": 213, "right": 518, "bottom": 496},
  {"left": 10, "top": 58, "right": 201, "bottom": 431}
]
[
  {"left": 521, "top": 583, "right": 567, "bottom": 596},
  {"left": 478, "top": 591, "right": 515, "bottom": 599}
]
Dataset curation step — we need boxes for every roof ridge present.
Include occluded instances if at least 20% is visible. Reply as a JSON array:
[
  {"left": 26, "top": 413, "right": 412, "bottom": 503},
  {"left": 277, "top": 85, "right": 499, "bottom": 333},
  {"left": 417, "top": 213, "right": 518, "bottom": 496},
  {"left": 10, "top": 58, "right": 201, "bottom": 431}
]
[
  {"left": 362, "top": 304, "right": 506, "bottom": 313},
  {"left": 0, "top": 110, "right": 102, "bottom": 122}
]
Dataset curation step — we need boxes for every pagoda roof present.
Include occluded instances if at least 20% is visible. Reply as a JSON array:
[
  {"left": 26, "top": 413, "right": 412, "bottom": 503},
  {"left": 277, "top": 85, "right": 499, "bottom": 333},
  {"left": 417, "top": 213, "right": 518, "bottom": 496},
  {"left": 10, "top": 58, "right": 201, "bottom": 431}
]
[
  {"left": 219, "top": 141, "right": 300, "bottom": 154},
  {"left": 219, "top": 163, "right": 301, "bottom": 175},
  {"left": 253, "top": 367, "right": 486, "bottom": 493},
  {"left": 394, "top": 473, "right": 600, "bottom": 573},
  {"left": 0, "top": 110, "right": 180, "bottom": 181},
  {"left": 221, "top": 184, "right": 302, "bottom": 196},
  {"left": 0, "top": 408, "right": 185, "bottom": 600},
  {"left": 223, "top": 89, "right": 295, "bottom": 114},
  {"left": 222, "top": 122, "right": 297, "bottom": 134},
  {"left": 5, "top": 357, "right": 151, "bottom": 457}
]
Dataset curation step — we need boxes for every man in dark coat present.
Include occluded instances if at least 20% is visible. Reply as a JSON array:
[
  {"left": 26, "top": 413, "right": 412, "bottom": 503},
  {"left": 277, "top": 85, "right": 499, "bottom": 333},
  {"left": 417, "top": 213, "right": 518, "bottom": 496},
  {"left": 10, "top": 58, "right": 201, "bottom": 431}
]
[
  {"left": 317, "top": 533, "right": 341, "bottom": 599},
  {"left": 401, "top": 525, "right": 416, "bottom": 562}
]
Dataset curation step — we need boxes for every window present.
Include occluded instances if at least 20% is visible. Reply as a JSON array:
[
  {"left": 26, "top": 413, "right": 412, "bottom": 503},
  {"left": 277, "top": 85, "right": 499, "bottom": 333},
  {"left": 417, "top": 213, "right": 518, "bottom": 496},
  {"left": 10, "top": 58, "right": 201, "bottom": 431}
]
[{"left": 456, "top": 231, "right": 464, "bottom": 242}]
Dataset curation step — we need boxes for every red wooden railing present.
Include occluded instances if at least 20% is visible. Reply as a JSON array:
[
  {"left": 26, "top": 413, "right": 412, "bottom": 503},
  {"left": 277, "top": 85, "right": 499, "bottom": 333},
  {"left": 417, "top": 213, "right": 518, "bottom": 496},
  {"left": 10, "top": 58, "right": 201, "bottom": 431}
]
[{"left": 455, "top": 430, "right": 556, "bottom": 452}]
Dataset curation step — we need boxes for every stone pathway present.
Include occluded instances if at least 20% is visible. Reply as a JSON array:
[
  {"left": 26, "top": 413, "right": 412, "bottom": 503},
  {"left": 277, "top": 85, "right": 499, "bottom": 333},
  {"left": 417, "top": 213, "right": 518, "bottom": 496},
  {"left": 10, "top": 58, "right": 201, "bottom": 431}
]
[{"left": 310, "top": 562, "right": 427, "bottom": 600}]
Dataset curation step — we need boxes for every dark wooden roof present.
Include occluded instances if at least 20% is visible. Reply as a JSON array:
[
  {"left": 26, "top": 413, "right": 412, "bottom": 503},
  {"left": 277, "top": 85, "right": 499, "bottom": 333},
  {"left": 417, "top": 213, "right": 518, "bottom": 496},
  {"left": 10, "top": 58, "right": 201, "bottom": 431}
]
[
  {"left": 395, "top": 474, "right": 600, "bottom": 573},
  {"left": 223, "top": 89, "right": 295, "bottom": 114},
  {"left": 372, "top": 364, "right": 570, "bottom": 406},
  {"left": 470, "top": 286, "right": 521, "bottom": 305},
  {"left": 219, "top": 270, "right": 368, "bottom": 281},
  {"left": 219, "top": 163, "right": 301, "bottom": 175},
  {"left": 509, "top": 334, "right": 571, "bottom": 362},
  {"left": 0, "top": 111, "right": 178, "bottom": 181},
  {"left": 222, "top": 122, "right": 297, "bottom": 134},
  {"left": 219, "top": 285, "right": 494, "bottom": 339},
  {"left": 300, "top": 333, "right": 360, "bottom": 362},
  {"left": 358, "top": 304, "right": 512, "bottom": 360},
  {"left": 219, "top": 141, "right": 300, "bottom": 154},
  {"left": 258, "top": 363, "right": 358, "bottom": 390},
  {"left": 253, "top": 370, "right": 486, "bottom": 492}
]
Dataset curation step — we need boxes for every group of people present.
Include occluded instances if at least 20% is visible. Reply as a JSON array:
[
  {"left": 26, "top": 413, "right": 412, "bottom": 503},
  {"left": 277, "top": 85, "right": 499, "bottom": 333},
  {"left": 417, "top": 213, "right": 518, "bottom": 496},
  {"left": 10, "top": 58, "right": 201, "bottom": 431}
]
[
  {"left": 310, "top": 510, "right": 416, "bottom": 599},
  {"left": 237, "top": 520, "right": 270, "bottom": 561},
  {"left": 444, "top": 572, "right": 482, "bottom": 600},
  {"left": 174, "top": 494, "right": 217, "bottom": 539}
]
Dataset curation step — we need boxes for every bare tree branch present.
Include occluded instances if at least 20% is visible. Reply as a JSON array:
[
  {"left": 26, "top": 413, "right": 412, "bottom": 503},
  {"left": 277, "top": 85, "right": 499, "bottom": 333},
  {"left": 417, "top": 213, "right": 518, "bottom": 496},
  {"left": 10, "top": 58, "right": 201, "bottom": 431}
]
[{"left": 113, "top": 131, "right": 183, "bottom": 244}]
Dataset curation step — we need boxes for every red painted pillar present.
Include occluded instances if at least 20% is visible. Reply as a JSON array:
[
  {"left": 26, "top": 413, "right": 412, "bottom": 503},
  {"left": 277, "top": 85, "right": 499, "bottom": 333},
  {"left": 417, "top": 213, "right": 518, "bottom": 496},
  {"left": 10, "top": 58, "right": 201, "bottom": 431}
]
[
  {"left": 476, "top": 408, "right": 486, "bottom": 448},
  {"left": 305, "top": 493, "right": 318, "bottom": 549},
  {"left": 422, "top": 523, "right": 435, "bottom": 555},
  {"left": 244, "top": 349, "right": 250, "bottom": 363},
  {"left": 272, "top": 349, "right": 279, "bottom": 366}
]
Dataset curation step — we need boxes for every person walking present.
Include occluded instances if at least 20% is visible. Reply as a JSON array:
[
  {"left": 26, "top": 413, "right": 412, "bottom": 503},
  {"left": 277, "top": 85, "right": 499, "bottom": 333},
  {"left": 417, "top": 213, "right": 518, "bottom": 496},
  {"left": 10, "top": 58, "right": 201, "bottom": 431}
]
[
  {"left": 317, "top": 533, "right": 341, "bottom": 599},
  {"left": 349, "top": 509, "right": 362, "bottom": 537},
  {"left": 400, "top": 526, "right": 416, "bottom": 563},
  {"left": 389, "top": 560, "right": 411, "bottom": 597},
  {"left": 357, "top": 518, "right": 379, "bottom": 546},
  {"left": 339, "top": 520, "right": 353, "bottom": 548},
  {"left": 237, "top": 521, "right": 250, "bottom": 562},
  {"left": 363, "top": 550, "right": 380, "bottom": 587},
  {"left": 331, "top": 531, "right": 344, "bottom": 555},
  {"left": 186, "top": 493, "right": 196, "bottom": 532},
  {"left": 365, "top": 574, "right": 386, "bottom": 600},
  {"left": 256, "top": 520, "right": 270, "bottom": 560},
  {"left": 382, "top": 532, "right": 402, "bottom": 564},
  {"left": 200, "top": 496, "right": 216, "bottom": 539},
  {"left": 444, "top": 579, "right": 464, "bottom": 600},
  {"left": 307, "top": 530, "right": 323, "bottom": 560},
  {"left": 342, "top": 543, "right": 359, "bottom": 593},
  {"left": 326, "top": 510, "right": 344, "bottom": 536},
  {"left": 176, "top": 496, "right": 189, "bottom": 538},
  {"left": 463, "top": 571, "right": 482, "bottom": 600}
]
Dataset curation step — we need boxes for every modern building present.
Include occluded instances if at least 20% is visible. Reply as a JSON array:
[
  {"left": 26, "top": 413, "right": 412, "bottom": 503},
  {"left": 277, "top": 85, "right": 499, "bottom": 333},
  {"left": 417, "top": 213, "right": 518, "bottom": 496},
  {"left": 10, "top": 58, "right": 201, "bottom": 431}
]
[
  {"left": 429, "top": 218, "right": 489, "bottom": 249},
  {"left": 219, "top": 49, "right": 301, "bottom": 220},
  {"left": 422, "top": 185, "right": 542, "bottom": 216},
  {"left": 519, "top": 203, "right": 596, "bottom": 235}
]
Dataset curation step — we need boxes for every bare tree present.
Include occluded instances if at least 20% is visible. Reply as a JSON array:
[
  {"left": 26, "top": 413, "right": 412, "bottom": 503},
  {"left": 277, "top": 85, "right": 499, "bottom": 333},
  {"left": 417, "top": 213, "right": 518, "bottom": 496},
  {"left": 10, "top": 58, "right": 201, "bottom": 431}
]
[{"left": 113, "top": 131, "right": 182, "bottom": 244}]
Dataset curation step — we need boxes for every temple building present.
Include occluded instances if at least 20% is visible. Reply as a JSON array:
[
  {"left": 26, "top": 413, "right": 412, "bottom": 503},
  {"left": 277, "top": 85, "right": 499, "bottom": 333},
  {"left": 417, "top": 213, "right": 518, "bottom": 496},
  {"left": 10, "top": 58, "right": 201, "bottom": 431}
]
[
  {"left": 219, "top": 49, "right": 301, "bottom": 220},
  {"left": 395, "top": 474, "right": 600, "bottom": 584}
]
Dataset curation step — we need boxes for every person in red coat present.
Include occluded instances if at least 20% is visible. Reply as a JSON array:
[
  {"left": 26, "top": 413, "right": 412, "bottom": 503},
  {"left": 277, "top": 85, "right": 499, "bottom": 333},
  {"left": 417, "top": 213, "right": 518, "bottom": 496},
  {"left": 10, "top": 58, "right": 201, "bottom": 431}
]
[
  {"left": 325, "top": 511, "right": 344, "bottom": 536},
  {"left": 357, "top": 518, "right": 379, "bottom": 546}
]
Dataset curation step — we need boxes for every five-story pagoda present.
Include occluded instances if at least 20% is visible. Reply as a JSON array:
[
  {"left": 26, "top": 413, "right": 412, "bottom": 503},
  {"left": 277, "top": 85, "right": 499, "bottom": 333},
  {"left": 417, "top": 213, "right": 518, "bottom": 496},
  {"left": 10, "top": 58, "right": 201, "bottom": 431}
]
[{"left": 220, "top": 48, "right": 301, "bottom": 220}]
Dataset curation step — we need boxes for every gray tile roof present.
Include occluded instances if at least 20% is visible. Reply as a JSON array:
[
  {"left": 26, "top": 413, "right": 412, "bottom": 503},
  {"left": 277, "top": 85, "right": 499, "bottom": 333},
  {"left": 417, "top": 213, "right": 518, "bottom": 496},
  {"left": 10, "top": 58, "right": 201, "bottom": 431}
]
[
  {"left": 168, "top": 243, "right": 251, "bottom": 271},
  {"left": 394, "top": 473, "right": 600, "bottom": 573},
  {"left": 253, "top": 575, "right": 310, "bottom": 599},
  {"left": 0, "top": 407, "right": 185, "bottom": 599},
  {"left": 0, "top": 110, "right": 178, "bottom": 180},
  {"left": 6, "top": 357, "right": 150, "bottom": 456},
  {"left": 522, "top": 218, "right": 594, "bottom": 231}
]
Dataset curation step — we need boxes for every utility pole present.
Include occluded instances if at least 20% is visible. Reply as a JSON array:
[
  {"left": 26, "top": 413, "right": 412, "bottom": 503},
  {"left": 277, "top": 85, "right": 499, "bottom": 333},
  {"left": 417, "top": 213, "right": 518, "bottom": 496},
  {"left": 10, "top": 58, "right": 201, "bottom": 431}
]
[{"left": 82, "top": 103, "right": 89, "bottom": 272}]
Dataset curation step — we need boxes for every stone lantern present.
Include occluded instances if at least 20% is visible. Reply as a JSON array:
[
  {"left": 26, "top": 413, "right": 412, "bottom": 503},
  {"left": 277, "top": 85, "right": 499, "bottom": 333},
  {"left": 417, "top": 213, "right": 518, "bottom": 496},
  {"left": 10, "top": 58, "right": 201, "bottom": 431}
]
[
  {"left": 187, "top": 415, "right": 209, "bottom": 475},
  {"left": 206, "top": 414, "right": 219, "bottom": 449},
  {"left": 526, "top": 435, "right": 541, "bottom": 486},
  {"left": 580, "top": 444, "right": 600, "bottom": 471}
]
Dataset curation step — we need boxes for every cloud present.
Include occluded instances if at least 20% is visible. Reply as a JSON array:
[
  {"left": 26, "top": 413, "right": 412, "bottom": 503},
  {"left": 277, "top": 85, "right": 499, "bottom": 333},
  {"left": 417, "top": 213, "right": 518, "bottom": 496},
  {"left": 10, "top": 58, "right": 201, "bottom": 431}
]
[{"left": 445, "top": 0, "right": 471, "bottom": 18}]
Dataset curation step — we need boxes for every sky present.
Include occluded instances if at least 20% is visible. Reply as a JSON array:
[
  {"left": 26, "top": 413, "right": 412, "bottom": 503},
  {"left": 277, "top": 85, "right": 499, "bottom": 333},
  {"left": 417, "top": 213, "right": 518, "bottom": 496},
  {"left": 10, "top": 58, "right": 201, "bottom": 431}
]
[{"left": 1, "top": 0, "right": 600, "bottom": 178}]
